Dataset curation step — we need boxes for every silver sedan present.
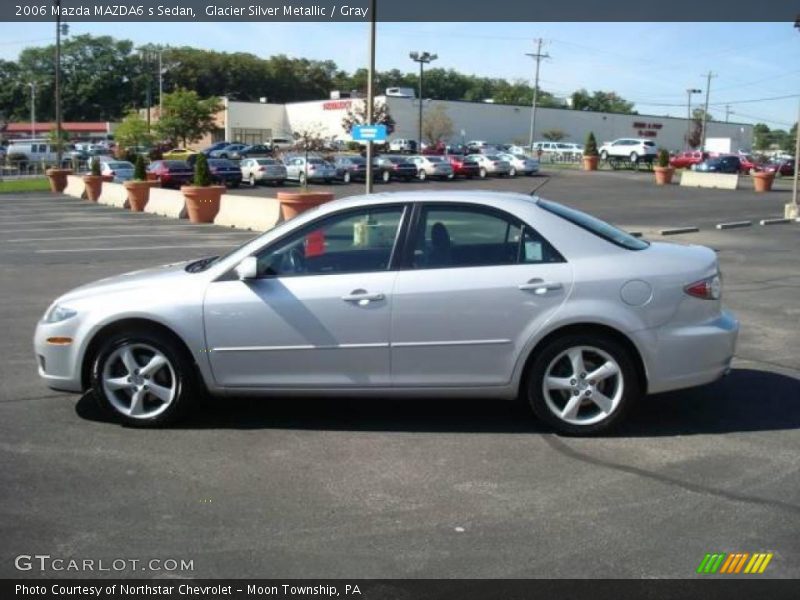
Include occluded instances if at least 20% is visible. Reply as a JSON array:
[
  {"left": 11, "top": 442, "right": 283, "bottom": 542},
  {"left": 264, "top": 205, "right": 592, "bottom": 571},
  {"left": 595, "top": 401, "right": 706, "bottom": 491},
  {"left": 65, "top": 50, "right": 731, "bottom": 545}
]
[{"left": 34, "top": 191, "right": 738, "bottom": 434}]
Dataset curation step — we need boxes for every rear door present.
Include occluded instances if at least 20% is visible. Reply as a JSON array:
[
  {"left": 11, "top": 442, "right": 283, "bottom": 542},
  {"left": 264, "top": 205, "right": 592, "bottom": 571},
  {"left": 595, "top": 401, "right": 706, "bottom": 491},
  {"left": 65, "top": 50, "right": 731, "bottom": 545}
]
[{"left": 390, "top": 203, "right": 573, "bottom": 387}]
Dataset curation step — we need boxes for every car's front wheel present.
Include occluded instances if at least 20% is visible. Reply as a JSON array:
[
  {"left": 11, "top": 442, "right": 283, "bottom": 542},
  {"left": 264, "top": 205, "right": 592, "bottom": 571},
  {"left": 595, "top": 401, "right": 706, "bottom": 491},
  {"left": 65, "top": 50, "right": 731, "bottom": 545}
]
[
  {"left": 91, "top": 330, "right": 198, "bottom": 427},
  {"left": 525, "top": 333, "right": 639, "bottom": 435}
]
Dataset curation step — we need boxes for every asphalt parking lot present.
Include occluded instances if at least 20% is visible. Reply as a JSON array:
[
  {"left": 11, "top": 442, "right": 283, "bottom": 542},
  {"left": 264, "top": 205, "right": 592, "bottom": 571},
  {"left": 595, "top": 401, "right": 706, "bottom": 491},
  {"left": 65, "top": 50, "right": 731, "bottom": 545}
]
[{"left": 1, "top": 170, "right": 799, "bottom": 579}]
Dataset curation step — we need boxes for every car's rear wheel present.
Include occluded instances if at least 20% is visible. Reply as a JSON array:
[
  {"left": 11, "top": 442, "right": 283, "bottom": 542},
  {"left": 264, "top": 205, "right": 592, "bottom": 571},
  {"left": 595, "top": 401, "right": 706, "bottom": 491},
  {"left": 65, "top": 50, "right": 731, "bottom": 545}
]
[
  {"left": 509, "top": 167, "right": 517, "bottom": 177},
  {"left": 479, "top": 167, "right": 487, "bottom": 179},
  {"left": 418, "top": 170, "right": 427, "bottom": 181},
  {"left": 381, "top": 170, "right": 391, "bottom": 183},
  {"left": 600, "top": 150, "right": 609, "bottom": 161},
  {"left": 630, "top": 152, "right": 639, "bottom": 163},
  {"left": 91, "top": 330, "right": 198, "bottom": 427},
  {"left": 525, "top": 333, "right": 639, "bottom": 435},
  {"left": 248, "top": 174, "right": 256, "bottom": 187},
  {"left": 343, "top": 171, "right": 351, "bottom": 184}
]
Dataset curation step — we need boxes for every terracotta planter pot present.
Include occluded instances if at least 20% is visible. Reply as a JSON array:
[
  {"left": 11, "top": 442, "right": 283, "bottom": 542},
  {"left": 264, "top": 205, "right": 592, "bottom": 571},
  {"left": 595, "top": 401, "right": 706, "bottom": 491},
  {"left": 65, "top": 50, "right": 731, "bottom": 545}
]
[
  {"left": 83, "top": 175, "right": 103, "bottom": 202},
  {"left": 124, "top": 180, "right": 153, "bottom": 212},
  {"left": 45, "top": 168, "right": 72, "bottom": 193},
  {"left": 277, "top": 191, "right": 335, "bottom": 220},
  {"left": 181, "top": 185, "right": 225, "bottom": 223},
  {"left": 752, "top": 172, "right": 775, "bottom": 193},
  {"left": 582, "top": 156, "right": 599, "bottom": 171},
  {"left": 654, "top": 166, "right": 675, "bottom": 185}
]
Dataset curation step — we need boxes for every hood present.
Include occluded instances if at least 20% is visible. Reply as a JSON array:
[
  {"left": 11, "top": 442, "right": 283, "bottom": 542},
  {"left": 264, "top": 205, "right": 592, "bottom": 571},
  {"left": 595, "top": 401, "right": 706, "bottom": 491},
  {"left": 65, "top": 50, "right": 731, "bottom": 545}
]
[{"left": 57, "top": 260, "right": 193, "bottom": 304}]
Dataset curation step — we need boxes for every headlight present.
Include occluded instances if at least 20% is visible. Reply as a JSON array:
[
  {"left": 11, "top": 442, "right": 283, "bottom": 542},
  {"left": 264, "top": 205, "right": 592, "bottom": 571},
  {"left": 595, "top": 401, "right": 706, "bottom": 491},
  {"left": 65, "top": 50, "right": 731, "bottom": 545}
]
[{"left": 43, "top": 304, "right": 77, "bottom": 323}]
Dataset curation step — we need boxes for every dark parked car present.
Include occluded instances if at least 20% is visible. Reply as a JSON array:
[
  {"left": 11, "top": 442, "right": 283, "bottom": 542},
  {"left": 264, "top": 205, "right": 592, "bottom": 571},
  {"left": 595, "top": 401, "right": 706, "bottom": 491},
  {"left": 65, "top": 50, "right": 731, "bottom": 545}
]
[
  {"left": 333, "top": 155, "right": 392, "bottom": 184},
  {"left": 445, "top": 154, "right": 480, "bottom": 178},
  {"left": 761, "top": 159, "right": 795, "bottom": 177},
  {"left": 231, "top": 144, "right": 272, "bottom": 160},
  {"left": 146, "top": 160, "right": 193, "bottom": 188},
  {"left": 375, "top": 155, "right": 417, "bottom": 181},
  {"left": 208, "top": 159, "right": 243, "bottom": 188},
  {"left": 201, "top": 141, "right": 231, "bottom": 156},
  {"left": 695, "top": 155, "right": 746, "bottom": 174}
]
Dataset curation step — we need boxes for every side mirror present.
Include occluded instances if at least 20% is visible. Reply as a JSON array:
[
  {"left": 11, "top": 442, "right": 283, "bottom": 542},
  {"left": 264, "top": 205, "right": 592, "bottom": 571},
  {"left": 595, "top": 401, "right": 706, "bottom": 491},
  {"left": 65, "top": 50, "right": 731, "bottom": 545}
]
[{"left": 234, "top": 256, "right": 258, "bottom": 280}]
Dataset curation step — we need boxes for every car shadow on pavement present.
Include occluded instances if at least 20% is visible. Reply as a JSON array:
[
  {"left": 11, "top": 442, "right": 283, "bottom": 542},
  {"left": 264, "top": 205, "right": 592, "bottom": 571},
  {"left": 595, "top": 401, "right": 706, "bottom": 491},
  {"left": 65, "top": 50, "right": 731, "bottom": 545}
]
[{"left": 75, "top": 367, "right": 799, "bottom": 436}]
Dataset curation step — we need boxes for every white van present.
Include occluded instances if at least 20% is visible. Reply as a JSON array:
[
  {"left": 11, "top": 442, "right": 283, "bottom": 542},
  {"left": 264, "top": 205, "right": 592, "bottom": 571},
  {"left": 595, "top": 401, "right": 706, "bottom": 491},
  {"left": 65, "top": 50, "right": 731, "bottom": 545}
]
[
  {"left": 267, "top": 137, "right": 294, "bottom": 151},
  {"left": 6, "top": 139, "right": 61, "bottom": 163}
]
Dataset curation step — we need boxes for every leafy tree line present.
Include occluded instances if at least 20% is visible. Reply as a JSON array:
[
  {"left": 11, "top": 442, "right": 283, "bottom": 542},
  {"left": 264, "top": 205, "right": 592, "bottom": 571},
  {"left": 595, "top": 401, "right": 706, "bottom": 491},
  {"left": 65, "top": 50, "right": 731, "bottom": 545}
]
[
  {"left": 753, "top": 122, "right": 797, "bottom": 153},
  {"left": 0, "top": 34, "right": 637, "bottom": 124}
]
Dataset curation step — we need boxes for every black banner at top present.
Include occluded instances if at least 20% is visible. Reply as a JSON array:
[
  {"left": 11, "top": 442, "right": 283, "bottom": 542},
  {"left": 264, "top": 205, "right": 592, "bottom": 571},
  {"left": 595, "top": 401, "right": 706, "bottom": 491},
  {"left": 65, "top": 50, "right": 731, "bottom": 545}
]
[{"left": 2, "top": 0, "right": 800, "bottom": 22}]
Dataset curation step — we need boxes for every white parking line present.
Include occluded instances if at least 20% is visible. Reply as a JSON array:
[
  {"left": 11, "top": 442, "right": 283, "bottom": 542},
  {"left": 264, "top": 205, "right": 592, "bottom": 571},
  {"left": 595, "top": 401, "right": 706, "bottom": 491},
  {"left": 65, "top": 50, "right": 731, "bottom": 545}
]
[
  {"left": 35, "top": 243, "right": 239, "bottom": 253},
  {"left": 6, "top": 232, "right": 253, "bottom": 243}
]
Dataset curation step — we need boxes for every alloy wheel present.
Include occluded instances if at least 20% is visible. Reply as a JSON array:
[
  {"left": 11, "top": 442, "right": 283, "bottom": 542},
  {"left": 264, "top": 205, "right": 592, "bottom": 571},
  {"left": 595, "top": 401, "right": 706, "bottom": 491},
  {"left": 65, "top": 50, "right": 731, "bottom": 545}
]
[
  {"left": 542, "top": 345, "right": 624, "bottom": 426},
  {"left": 101, "top": 343, "right": 177, "bottom": 419}
]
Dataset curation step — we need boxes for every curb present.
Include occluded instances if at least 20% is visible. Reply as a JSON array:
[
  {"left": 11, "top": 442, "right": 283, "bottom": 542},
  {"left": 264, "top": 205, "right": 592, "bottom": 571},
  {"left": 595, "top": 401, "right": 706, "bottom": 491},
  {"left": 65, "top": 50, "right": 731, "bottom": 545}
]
[
  {"left": 715, "top": 221, "right": 752, "bottom": 230},
  {"left": 759, "top": 218, "right": 792, "bottom": 226},
  {"left": 659, "top": 227, "right": 700, "bottom": 236}
]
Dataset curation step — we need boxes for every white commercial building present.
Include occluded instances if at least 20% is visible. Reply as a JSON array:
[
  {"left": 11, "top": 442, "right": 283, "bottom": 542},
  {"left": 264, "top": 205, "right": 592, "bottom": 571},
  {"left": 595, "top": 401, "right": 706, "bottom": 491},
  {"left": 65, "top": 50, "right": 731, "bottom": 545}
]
[{"left": 211, "top": 96, "right": 753, "bottom": 153}]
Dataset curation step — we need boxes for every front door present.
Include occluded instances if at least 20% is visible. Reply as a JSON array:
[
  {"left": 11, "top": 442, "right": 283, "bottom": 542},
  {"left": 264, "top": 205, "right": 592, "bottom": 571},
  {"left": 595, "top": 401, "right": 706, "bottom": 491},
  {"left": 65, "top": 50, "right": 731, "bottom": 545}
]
[
  {"left": 391, "top": 204, "right": 573, "bottom": 387},
  {"left": 204, "top": 205, "right": 407, "bottom": 388}
]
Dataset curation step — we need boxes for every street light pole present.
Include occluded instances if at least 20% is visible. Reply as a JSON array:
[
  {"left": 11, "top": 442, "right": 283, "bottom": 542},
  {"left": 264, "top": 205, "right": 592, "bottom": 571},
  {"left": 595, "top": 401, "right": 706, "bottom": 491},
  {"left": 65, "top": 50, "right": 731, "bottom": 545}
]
[
  {"left": 28, "top": 82, "right": 36, "bottom": 139},
  {"left": 526, "top": 39, "right": 549, "bottom": 153},
  {"left": 365, "top": 0, "right": 376, "bottom": 194},
  {"left": 54, "top": 0, "right": 62, "bottom": 166},
  {"left": 699, "top": 71, "right": 716, "bottom": 151},
  {"left": 409, "top": 51, "right": 437, "bottom": 152},
  {"left": 685, "top": 88, "right": 701, "bottom": 150}
]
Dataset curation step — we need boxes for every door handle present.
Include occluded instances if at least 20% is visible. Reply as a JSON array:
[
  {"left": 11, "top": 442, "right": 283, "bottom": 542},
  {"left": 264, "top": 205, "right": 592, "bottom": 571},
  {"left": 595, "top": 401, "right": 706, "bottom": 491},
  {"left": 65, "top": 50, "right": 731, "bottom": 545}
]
[
  {"left": 341, "top": 290, "right": 385, "bottom": 305},
  {"left": 518, "top": 279, "right": 563, "bottom": 295}
]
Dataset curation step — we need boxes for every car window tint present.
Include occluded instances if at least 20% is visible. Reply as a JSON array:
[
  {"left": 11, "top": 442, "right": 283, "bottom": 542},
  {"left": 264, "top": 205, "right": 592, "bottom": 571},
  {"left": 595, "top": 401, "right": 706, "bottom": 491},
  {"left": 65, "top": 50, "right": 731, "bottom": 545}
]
[
  {"left": 256, "top": 207, "right": 404, "bottom": 277},
  {"left": 411, "top": 206, "right": 561, "bottom": 269}
]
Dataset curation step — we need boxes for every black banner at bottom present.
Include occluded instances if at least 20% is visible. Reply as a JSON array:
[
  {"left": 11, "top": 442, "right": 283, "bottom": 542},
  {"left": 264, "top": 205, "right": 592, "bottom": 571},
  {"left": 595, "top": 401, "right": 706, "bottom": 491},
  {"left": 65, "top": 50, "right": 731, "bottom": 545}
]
[{"left": 4, "top": 579, "right": 800, "bottom": 600}]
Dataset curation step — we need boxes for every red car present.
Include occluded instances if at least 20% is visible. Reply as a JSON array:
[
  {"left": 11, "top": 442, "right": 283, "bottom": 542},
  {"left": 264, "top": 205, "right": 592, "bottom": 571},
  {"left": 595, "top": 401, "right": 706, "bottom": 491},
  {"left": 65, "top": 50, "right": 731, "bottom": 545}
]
[
  {"left": 760, "top": 159, "right": 795, "bottom": 177},
  {"left": 669, "top": 151, "right": 708, "bottom": 169},
  {"left": 445, "top": 154, "right": 480, "bottom": 178},
  {"left": 738, "top": 155, "right": 762, "bottom": 174},
  {"left": 147, "top": 160, "right": 194, "bottom": 188}
]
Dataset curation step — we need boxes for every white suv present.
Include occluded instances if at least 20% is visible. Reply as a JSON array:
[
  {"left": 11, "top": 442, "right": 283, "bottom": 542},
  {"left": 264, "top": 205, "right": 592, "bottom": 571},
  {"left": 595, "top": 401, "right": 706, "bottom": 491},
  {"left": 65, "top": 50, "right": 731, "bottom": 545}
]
[{"left": 599, "top": 138, "right": 657, "bottom": 162}]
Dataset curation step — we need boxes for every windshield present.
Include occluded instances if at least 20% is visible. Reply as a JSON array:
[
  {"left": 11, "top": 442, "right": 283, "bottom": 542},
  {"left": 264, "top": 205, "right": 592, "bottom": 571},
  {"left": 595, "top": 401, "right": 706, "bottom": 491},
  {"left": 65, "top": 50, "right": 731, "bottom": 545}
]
[{"left": 538, "top": 199, "right": 649, "bottom": 251}]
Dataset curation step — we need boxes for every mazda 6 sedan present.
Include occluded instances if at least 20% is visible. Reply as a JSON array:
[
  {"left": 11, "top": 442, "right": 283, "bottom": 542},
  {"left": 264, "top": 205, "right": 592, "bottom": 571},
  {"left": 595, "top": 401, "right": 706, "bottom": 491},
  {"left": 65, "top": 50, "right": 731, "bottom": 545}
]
[{"left": 34, "top": 191, "right": 738, "bottom": 435}]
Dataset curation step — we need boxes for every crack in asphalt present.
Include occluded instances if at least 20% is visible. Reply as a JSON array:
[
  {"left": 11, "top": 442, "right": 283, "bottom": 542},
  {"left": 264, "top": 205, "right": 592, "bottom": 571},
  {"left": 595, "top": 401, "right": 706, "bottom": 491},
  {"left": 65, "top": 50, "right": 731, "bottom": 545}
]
[{"left": 543, "top": 435, "right": 800, "bottom": 516}]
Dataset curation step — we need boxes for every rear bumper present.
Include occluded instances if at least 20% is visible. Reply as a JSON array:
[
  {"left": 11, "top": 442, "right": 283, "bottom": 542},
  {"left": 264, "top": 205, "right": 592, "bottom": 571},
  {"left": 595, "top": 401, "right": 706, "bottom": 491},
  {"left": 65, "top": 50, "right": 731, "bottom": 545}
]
[{"left": 636, "top": 309, "right": 739, "bottom": 395}]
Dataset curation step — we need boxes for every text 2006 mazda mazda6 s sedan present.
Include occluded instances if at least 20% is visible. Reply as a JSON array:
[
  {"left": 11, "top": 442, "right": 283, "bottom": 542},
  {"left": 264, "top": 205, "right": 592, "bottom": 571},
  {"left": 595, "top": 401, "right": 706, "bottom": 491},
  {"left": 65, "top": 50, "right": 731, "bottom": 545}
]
[{"left": 34, "top": 191, "right": 738, "bottom": 434}]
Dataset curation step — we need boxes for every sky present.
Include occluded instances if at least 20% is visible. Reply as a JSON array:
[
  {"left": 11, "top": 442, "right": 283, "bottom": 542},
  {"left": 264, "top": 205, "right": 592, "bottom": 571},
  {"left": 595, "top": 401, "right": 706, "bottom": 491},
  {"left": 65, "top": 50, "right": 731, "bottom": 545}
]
[{"left": 1, "top": 21, "right": 799, "bottom": 129}]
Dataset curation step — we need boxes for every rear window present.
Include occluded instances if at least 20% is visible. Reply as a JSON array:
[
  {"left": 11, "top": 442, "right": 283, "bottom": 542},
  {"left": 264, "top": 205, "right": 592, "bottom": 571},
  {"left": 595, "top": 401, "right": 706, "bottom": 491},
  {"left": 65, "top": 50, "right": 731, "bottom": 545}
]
[
  {"left": 256, "top": 159, "right": 278, "bottom": 165},
  {"left": 538, "top": 199, "right": 649, "bottom": 251},
  {"left": 644, "top": 141, "right": 656, "bottom": 147},
  {"left": 426, "top": 157, "right": 443, "bottom": 163}
]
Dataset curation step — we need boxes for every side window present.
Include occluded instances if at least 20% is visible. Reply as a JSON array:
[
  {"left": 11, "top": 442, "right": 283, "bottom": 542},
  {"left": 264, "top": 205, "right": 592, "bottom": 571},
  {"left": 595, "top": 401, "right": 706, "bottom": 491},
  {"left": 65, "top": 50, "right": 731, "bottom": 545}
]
[
  {"left": 255, "top": 206, "right": 405, "bottom": 277},
  {"left": 411, "top": 206, "right": 561, "bottom": 269}
]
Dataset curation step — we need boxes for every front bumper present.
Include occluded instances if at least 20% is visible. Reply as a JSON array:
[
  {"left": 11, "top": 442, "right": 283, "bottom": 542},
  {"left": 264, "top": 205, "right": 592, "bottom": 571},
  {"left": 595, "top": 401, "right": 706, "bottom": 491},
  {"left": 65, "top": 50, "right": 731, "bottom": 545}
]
[
  {"left": 33, "top": 319, "right": 84, "bottom": 393},
  {"left": 639, "top": 309, "right": 739, "bottom": 395}
]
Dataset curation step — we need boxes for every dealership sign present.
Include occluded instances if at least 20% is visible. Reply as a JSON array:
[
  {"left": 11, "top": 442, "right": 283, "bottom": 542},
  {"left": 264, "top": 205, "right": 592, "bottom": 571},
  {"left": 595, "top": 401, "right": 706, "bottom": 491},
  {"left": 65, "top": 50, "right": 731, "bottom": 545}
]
[
  {"left": 633, "top": 121, "right": 663, "bottom": 138},
  {"left": 351, "top": 125, "right": 387, "bottom": 142},
  {"left": 323, "top": 100, "right": 352, "bottom": 111}
]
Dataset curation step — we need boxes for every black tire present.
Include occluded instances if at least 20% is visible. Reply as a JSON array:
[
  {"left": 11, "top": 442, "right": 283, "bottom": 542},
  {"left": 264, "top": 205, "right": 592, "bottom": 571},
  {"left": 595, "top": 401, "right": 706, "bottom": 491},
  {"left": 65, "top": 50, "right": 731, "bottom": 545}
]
[
  {"left": 524, "top": 333, "right": 640, "bottom": 436},
  {"left": 90, "top": 329, "right": 199, "bottom": 427}
]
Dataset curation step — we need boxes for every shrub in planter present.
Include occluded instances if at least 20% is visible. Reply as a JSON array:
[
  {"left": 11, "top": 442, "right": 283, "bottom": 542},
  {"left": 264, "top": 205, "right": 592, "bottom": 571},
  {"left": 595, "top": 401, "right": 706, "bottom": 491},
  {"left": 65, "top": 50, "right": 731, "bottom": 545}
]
[
  {"left": 752, "top": 171, "right": 775, "bottom": 193},
  {"left": 83, "top": 158, "right": 104, "bottom": 201},
  {"left": 181, "top": 153, "right": 225, "bottom": 223},
  {"left": 654, "top": 149, "right": 675, "bottom": 185},
  {"left": 582, "top": 132, "right": 599, "bottom": 171},
  {"left": 123, "top": 154, "right": 155, "bottom": 212}
]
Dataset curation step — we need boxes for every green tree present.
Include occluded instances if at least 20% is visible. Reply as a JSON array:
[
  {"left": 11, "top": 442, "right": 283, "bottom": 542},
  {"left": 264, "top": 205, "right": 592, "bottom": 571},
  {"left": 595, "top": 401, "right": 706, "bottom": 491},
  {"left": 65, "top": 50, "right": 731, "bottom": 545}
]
[
  {"left": 571, "top": 89, "right": 636, "bottom": 114},
  {"left": 133, "top": 154, "right": 147, "bottom": 181},
  {"left": 341, "top": 99, "right": 396, "bottom": 136},
  {"left": 421, "top": 104, "right": 454, "bottom": 145},
  {"left": 782, "top": 122, "right": 798, "bottom": 154},
  {"left": 156, "top": 89, "right": 221, "bottom": 147},
  {"left": 542, "top": 129, "right": 566, "bottom": 141},
  {"left": 114, "top": 111, "right": 154, "bottom": 150},
  {"left": 752, "top": 123, "right": 771, "bottom": 151}
]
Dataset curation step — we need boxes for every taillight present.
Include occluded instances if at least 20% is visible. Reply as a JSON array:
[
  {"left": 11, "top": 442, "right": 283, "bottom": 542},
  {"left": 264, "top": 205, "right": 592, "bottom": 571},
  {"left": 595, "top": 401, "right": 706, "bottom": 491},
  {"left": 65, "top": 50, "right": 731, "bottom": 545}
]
[
  {"left": 109, "top": 171, "right": 115, "bottom": 176},
  {"left": 685, "top": 274, "right": 721, "bottom": 300},
  {"left": 258, "top": 167, "right": 266, "bottom": 172}
]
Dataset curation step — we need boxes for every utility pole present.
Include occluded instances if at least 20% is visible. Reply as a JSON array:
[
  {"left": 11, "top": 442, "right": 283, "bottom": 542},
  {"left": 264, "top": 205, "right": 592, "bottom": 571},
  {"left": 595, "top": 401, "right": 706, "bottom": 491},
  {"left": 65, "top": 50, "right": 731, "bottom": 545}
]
[
  {"left": 686, "top": 88, "right": 701, "bottom": 150},
  {"left": 28, "top": 82, "right": 36, "bottom": 139},
  {"left": 365, "top": 0, "right": 376, "bottom": 194},
  {"left": 54, "top": 0, "right": 63, "bottom": 166},
  {"left": 699, "top": 71, "right": 716, "bottom": 151},
  {"left": 791, "top": 98, "right": 799, "bottom": 217},
  {"left": 725, "top": 104, "right": 731, "bottom": 123},
  {"left": 158, "top": 48, "right": 164, "bottom": 118},
  {"left": 409, "top": 51, "right": 437, "bottom": 153},
  {"left": 526, "top": 39, "right": 549, "bottom": 154}
]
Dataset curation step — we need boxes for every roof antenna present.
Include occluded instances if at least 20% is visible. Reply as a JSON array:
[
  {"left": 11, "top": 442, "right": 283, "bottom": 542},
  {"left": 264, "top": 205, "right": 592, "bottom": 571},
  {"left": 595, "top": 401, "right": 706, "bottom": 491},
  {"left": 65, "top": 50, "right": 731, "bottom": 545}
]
[{"left": 529, "top": 176, "right": 550, "bottom": 197}]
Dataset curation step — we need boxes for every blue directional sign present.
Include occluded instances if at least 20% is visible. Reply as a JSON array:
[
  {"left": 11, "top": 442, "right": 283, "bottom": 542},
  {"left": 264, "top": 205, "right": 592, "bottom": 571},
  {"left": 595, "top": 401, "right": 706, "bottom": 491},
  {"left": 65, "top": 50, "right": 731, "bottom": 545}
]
[{"left": 351, "top": 124, "right": 387, "bottom": 142}]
